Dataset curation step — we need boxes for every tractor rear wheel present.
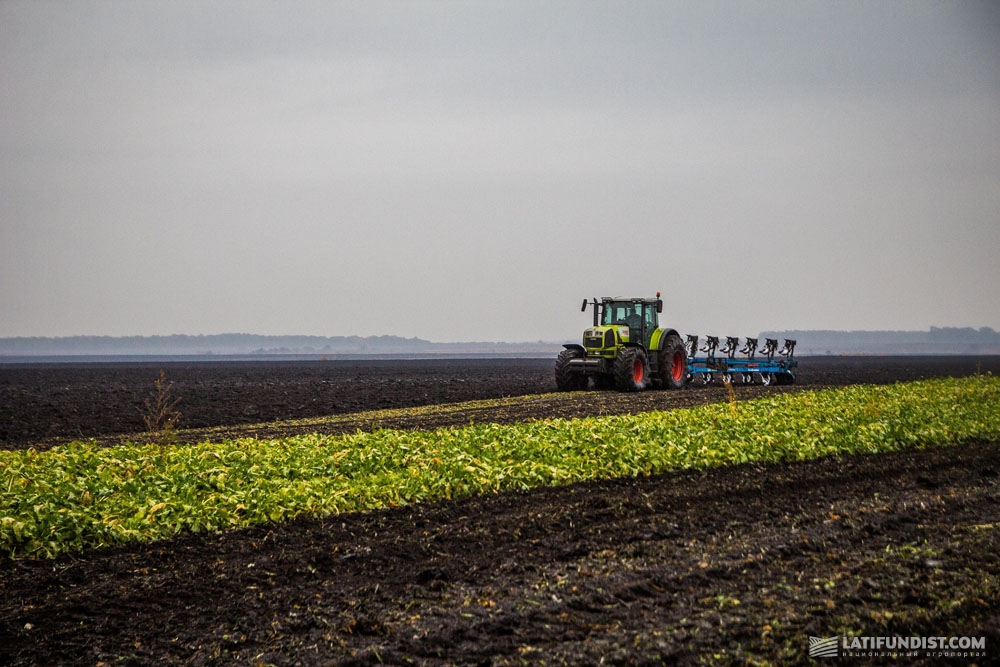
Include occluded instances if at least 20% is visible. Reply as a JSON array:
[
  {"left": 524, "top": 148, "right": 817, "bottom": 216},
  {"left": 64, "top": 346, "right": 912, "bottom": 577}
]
[
  {"left": 614, "top": 347, "right": 648, "bottom": 392},
  {"left": 555, "top": 348, "right": 589, "bottom": 391},
  {"left": 657, "top": 334, "right": 687, "bottom": 390}
]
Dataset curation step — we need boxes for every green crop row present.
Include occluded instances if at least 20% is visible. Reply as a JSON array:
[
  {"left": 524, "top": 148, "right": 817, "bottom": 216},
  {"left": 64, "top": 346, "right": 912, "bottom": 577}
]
[{"left": 2, "top": 376, "right": 998, "bottom": 559}]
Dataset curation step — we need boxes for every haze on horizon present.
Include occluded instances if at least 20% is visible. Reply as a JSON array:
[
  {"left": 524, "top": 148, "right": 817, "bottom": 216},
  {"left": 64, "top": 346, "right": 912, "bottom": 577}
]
[{"left": 2, "top": 1, "right": 998, "bottom": 343}]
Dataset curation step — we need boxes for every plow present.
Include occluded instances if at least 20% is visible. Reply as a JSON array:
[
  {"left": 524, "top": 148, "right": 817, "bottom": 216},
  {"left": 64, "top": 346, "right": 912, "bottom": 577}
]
[
  {"left": 556, "top": 294, "right": 797, "bottom": 392},
  {"left": 683, "top": 334, "right": 796, "bottom": 386}
]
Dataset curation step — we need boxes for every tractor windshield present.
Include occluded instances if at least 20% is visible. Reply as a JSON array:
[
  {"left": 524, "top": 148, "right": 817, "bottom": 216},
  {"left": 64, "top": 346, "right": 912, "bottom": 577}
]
[
  {"left": 601, "top": 301, "right": 657, "bottom": 341},
  {"left": 601, "top": 302, "right": 640, "bottom": 328}
]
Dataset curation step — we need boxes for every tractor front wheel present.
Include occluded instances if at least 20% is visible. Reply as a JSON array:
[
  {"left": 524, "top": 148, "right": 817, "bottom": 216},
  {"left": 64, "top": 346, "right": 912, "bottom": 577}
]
[
  {"left": 614, "top": 347, "right": 648, "bottom": 392},
  {"left": 555, "top": 348, "right": 589, "bottom": 391}
]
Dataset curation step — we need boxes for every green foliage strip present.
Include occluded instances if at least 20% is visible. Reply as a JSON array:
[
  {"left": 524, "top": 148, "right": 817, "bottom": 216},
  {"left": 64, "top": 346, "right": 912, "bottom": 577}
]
[{"left": 2, "top": 376, "right": 998, "bottom": 558}]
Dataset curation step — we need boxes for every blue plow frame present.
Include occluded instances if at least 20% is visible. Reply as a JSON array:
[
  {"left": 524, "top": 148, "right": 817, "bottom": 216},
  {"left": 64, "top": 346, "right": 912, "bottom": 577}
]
[{"left": 683, "top": 336, "right": 798, "bottom": 385}]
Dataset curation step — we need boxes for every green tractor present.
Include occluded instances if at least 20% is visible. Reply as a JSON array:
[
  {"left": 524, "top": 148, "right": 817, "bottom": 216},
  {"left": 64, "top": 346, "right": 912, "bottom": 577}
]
[{"left": 555, "top": 293, "right": 688, "bottom": 392}]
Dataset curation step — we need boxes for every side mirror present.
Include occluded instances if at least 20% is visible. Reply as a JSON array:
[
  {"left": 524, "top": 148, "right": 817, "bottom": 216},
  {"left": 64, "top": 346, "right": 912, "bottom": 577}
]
[
  {"left": 656, "top": 299, "right": 663, "bottom": 313},
  {"left": 581, "top": 299, "right": 588, "bottom": 312}
]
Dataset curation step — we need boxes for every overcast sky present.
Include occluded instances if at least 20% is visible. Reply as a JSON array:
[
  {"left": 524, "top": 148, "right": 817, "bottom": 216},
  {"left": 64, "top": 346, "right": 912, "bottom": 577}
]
[{"left": 2, "top": 1, "right": 998, "bottom": 342}]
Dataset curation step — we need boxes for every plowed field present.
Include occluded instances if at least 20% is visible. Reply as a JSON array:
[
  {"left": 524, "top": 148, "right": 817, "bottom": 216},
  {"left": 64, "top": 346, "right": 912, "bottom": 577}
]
[{"left": 2, "top": 356, "right": 999, "bottom": 665}]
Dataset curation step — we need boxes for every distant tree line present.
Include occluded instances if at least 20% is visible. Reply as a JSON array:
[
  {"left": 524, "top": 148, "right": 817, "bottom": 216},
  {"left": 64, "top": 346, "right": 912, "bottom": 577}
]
[
  {"left": 0, "top": 334, "right": 560, "bottom": 357},
  {"left": 2, "top": 328, "right": 997, "bottom": 357},
  {"left": 761, "top": 327, "right": 1000, "bottom": 355},
  {"left": 0, "top": 334, "right": 436, "bottom": 356}
]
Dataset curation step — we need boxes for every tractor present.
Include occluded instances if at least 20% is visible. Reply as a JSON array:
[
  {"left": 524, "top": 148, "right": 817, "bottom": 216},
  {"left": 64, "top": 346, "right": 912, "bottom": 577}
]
[
  {"left": 555, "top": 294, "right": 797, "bottom": 392},
  {"left": 555, "top": 294, "right": 687, "bottom": 392}
]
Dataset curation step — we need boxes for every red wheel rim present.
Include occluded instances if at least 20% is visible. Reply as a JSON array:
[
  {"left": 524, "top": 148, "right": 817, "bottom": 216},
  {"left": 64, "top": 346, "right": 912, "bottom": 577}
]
[
  {"left": 671, "top": 349, "right": 685, "bottom": 382},
  {"left": 633, "top": 358, "right": 644, "bottom": 383}
]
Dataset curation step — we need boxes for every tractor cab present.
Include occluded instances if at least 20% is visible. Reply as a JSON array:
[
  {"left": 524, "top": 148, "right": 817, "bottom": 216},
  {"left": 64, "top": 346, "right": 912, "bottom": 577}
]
[{"left": 599, "top": 298, "right": 660, "bottom": 347}]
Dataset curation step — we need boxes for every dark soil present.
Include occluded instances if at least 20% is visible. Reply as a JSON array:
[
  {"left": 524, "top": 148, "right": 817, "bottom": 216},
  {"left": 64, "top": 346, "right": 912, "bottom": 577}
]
[
  {"left": 0, "top": 358, "right": 554, "bottom": 448},
  {"left": 3, "top": 356, "right": 998, "bottom": 449},
  {"left": 1, "top": 356, "right": 999, "bottom": 665}
]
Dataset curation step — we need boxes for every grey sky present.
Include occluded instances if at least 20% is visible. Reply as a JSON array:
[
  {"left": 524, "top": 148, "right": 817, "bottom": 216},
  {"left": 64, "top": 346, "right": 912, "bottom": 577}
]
[{"left": 2, "top": 1, "right": 998, "bottom": 342}]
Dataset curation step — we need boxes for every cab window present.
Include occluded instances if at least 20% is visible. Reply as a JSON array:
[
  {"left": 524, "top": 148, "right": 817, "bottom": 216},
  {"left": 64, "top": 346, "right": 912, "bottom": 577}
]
[
  {"left": 602, "top": 302, "right": 632, "bottom": 326},
  {"left": 643, "top": 304, "right": 656, "bottom": 332}
]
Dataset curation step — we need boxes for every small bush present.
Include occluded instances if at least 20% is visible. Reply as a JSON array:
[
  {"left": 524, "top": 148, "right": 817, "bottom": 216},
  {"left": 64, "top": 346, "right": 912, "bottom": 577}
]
[{"left": 138, "top": 370, "right": 181, "bottom": 445}]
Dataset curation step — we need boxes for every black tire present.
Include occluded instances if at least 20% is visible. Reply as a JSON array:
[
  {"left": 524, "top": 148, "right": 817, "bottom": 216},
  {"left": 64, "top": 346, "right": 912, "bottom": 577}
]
[
  {"left": 614, "top": 346, "right": 648, "bottom": 392},
  {"left": 657, "top": 334, "right": 688, "bottom": 390},
  {"left": 555, "top": 348, "right": 588, "bottom": 391}
]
